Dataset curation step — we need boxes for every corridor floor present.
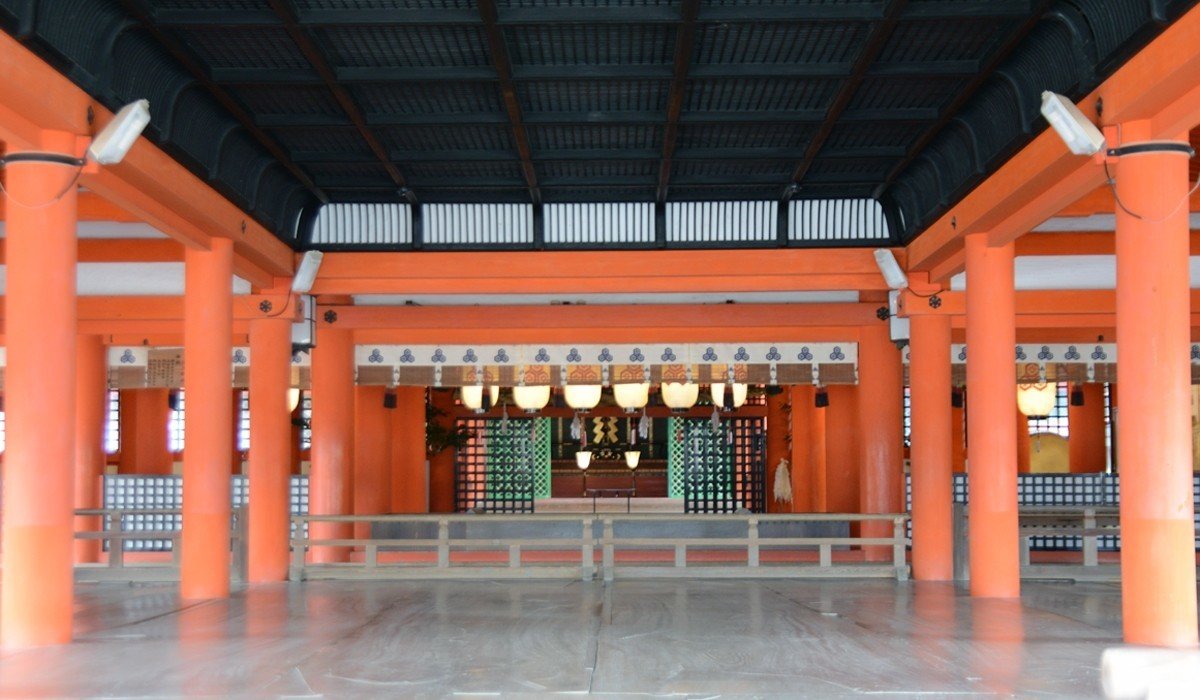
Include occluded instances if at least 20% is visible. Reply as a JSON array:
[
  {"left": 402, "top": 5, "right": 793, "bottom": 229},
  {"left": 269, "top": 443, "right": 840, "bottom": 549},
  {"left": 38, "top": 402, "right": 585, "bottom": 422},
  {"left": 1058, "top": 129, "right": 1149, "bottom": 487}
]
[{"left": 0, "top": 578, "right": 1131, "bottom": 697}]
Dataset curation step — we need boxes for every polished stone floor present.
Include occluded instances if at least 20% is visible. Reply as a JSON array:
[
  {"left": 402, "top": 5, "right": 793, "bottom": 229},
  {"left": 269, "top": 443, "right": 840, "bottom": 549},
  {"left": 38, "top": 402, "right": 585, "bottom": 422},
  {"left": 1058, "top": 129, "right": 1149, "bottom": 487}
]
[{"left": 0, "top": 578, "right": 1132, "bottom": 698}]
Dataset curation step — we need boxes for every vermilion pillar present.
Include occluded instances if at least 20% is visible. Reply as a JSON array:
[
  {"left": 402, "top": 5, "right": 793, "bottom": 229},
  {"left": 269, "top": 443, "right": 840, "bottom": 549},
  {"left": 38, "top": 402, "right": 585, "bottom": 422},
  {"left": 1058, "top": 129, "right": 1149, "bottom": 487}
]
[
  {"left": 824, "top": 385, "right": 859, "bottom": 513},
  {"left": 788, "top": 386, "right": 814, "bottom": 511},
  {"left": 909, "top": 314, "right": 953, "bottom": 580},
  {"left": 809, "top": 398, "right": 828, "bottom": 512},
  {"left": 1015, "top": 409, "right": 1031, "bottom": 473},
  {"left": 75, "top": 335, "right": 108, "bottom": 564},
  {"left": 247, "top": 316, "right": 293, "bottom": 583},
  {"left": 428, "top": 389, "right": 457, "bottom": 513},
  {"left": 354, "top": 386, "right": 392, "bottom": 538},
  {"left": 180, "top": 238, "right": 234, "bottom": 600},
  {"left": 1, "top": 133, "right": 79, "bottom": 647},
  {"left": 310, "top": 327, "right": 355, "bottom": 561},
  {"left": 117, "top": 389, "right": 172, "bottom": 474},
  {"left": 391, "top": 387, "right": 429, "bottom": 513},
  {"left": 857, "top": 324, "right": 905, "bottom": 561},
  {"left": 1114, "top": 128, "right": 1198, "bottom": 647},
  {"left": 964, "top": 233, "right": 1019, "bottom": 598},
  {"left": 1068, "top": 384, "right": 1106, "bottom": 473}
]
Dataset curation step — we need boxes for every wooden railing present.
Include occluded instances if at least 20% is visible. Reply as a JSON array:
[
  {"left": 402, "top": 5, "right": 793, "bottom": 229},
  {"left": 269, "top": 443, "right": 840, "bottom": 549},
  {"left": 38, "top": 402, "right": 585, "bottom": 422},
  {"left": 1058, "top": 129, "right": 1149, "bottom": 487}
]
[
  {"left": 73, "top": 507, "right": 248, "bottom": 582},
  {"left": 289, "top": 513, "right": 910, "bottom": 582}
]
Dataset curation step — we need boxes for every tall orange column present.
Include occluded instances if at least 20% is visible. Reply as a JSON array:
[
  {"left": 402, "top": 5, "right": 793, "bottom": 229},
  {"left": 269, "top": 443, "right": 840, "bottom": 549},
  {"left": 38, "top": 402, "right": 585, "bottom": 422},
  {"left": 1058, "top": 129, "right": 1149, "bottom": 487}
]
[
  {"left": 964, "top": 233, "right": 1019, "bottom": 598},
  {"left": 180, "top": 238, "right": 234, "bottom": 600},
  {"left": 788, "top": 386, "right": 814, "bottom": 511},
  {"left": 809, "top": 398, "right": 828, "bottom": 512},
  {"left": 909, "top": 314, "right": 953, "bottom": 580},
  {"left": 354, "top": 386, "right": 392, "bottom": 538},
  {"left": 0, "top": 134, "right": 79, "bottom": 647},
  {"left": 428, "top": 388, "right": 458, "bottom": 513},
  {"left": 1015, "top": 409, "right": 1031, "bottom": 473},
  {"left": 391, "top": 387, "right": 429, "bottom": 513},
  {"left": 765, "top": 391, "right": 789, "bottom": 513},
  {"left": 1068, "top": 384, "right": 1107, "bottom": 473},
  {"left": 74, "top": 335, "right": 108, "bottom": 564},
  {"left": 857, "top": 324, "right": 905, "bottom": 561},
  {"left": 247, "top": 316, "right": 293, "bottom": 583},
  {"left": 824, "top": 385, "right": 860, "bottom": 513},
  {"left": 117, "top": 389, "right": 172, "bottom": 474},
  {"left": 309, "top": 327, "right": 355, "bottom": 561},
  {"left": 951, "top": 396, "right": 967, "bottom": 472},
  {"left": 1113, "top": 129, "right": 1198, "bottom": 647}
]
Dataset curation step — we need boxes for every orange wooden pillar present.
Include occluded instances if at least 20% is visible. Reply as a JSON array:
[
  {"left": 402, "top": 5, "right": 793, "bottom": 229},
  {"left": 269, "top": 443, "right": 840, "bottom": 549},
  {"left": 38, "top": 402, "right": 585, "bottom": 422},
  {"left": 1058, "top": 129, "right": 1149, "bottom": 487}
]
[
  {"left": 909, "top": 314, "right": 953, "bottom": 580},
  {"left": 765, "top": 391, "right": 789, "bottom": 513},
  {"left": 789, "top": 385, "right": 814, "bottom": 511},
  {"left": 809, "top": 397, "right": 828, "bottom": 512},
  {"left": 964, "top": 233, "right": 1019, "bottom": 598},
  {"left": 391, "top": 387, "right": 429, "bottom": 513},
  {"left": 1113, "top": 129, "right": 1198, "bottom": 647},
  {"left": 951, "top": 395, "right": 967, "bottom": 472},
  {"left": 231, "top": 391, "right": 245, "bottom": 475},
  {"left": 857, "top": 324, "right": 905, "bottom": 561},
  {"left": 824, "top": 385, "right": 860, "bottom": 513},
  {"left": 180, "top": 238, "right": 234, "bottom": 600},
  {"left": 428, "top": 388, "right": 458, "bottom": 513},
  {"left": 309, "top": 327, "right": 355, "bottom": 561},
  {"left": 247, "top": 316, "right": 293, "bottom": 583},
  {"left": 117, "top": 389, "right": 172, "bottom": 474},
  {"left": 1015, "top": 409, "right": 1031, "bottom": 473},
  {"left": 354, "top": 386, "right": 392, "bottom": 538},
  {"left": 0, "top": 133, "right": 79, "bottom": 647},
  {"left": 74, "top": 335, "right": 108, "bottom": 564},
  {"left": 1068, "top": 384, "right": 1107, "bottom": 473}
]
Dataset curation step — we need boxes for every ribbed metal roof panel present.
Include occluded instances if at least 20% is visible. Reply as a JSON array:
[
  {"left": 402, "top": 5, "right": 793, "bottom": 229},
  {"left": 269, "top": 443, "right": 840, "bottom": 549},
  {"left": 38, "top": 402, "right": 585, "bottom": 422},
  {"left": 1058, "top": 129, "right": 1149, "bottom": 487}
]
[
  {"left": 693, "top": 22, "right": 868, "bottom": 65},
  {"left": 505, "top": 24, "right": 676, "bottom": 66},
  {"left": 685, "top": 78, "right": 839, "bottom": 112},
  {"left": 317, "top": 25, "right": 492, "bottom": 68},
  {"left": 519, "top": 79, "right": 669, "bottom": 113}
]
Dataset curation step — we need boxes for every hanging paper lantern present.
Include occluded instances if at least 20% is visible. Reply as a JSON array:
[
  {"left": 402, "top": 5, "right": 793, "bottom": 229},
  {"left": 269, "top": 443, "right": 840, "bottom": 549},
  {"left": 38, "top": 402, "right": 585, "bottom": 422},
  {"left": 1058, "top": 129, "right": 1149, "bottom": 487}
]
[
  {"left": 575, "top": 450, "right": 592, "bottom": 470},
  {"left": 613, "top": 383, "right": 650, "bottom": 412},
  {"left": 460, "top": 385, "right": 500, "bottom": 412},
  {"left": 564, "top": 384, "right": 602, "bottom": 410},
  {"left": 1017, "top": 383, "right": 1056, "bottom": 419},
  {"left": 661, "top": 382, "right": 699, "bottom": 410},
  {"left": 710, "top": 382, "right": 749, "bottom": 409},
  {"left": 624, "top": 450, "right": 641, "bottom": 469},
  {"left": 512, "top": 385, "right": 551, "bottom": 412}
]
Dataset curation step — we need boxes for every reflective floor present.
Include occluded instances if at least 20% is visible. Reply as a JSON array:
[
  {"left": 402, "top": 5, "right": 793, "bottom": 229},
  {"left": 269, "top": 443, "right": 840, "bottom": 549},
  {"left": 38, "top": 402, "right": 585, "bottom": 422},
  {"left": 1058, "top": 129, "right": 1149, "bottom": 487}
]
[{"left": 0, "top": 578, "right": 1134, "bottom": 697}]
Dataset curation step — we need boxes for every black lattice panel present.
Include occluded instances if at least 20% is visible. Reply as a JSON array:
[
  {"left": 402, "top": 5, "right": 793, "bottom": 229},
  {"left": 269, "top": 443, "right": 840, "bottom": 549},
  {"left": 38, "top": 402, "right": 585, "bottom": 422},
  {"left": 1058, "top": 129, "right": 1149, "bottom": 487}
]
[
  {"left": 454, "top": 418, "right": 536, "bottom": 514},
  {"left": 682, "top": 417, "right": 765, "bottom": 514}
]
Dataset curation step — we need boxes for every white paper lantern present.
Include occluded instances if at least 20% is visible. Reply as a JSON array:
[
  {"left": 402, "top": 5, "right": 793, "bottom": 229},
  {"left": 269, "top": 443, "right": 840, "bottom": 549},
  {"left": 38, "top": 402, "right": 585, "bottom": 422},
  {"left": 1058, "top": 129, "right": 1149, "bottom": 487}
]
[
  {"left": 575, "top": 450, "right": 592, "bottom": 470},
  {"left": 661, "top": 382, "right": 699, "bottom": 410},
  {"left": 1017, "top": 383, "right": 1056, "bottom": 419},
  {"left": 461, "top": 385, "right": 500, "bottom": 412},
  {"left": 624, "top": 450, "right": 641, "bottom": 469},
  {"left": 512, "top": 385, "right": 551, "bottom": 412},
  {"left": 711, "top": 382, "right": 749, "bottom": 409},
  {"left": 613, "top": 383, "right": 650, "bottom": 411},
  {"left": 564, "top": 384, "right": 602, "bottom": 410}
]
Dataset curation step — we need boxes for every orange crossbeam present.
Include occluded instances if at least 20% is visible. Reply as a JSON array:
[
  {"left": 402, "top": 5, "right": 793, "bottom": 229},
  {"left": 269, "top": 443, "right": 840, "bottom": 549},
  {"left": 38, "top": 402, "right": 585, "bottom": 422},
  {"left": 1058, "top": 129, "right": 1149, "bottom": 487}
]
[
  {"left": 907, "top": 5, "right": 1200, "bottom": 278},
  {"left": 0, "top": 239, "right": 184, "bottom": 264},
  {"left": 0, "top": 295, "right": 298, "bottom": 323},
  {"left": 0, "top": 32, "right": 294, "bottom": 287},
  {"left": 310, "top": 249, "right": 901, "bottom": 296},
  {"left": 902, "top": 289, "right": 1200, "bottom": 317}
]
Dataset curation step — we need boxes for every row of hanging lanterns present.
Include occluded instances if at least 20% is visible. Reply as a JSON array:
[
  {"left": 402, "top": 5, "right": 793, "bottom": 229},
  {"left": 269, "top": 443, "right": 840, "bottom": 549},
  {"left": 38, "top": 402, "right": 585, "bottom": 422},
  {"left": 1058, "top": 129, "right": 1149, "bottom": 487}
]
[{"left": 460, "top": 382, "right": 749, "bottom": 413}]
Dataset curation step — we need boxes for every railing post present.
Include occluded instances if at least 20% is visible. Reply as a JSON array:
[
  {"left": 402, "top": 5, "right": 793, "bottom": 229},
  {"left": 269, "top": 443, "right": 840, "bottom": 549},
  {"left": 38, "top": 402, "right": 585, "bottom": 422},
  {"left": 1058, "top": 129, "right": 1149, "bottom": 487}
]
[
  {"left": 892, "top": 517, "right": 908, "bottom": 581},
  {"left": 508, "top": 544, "right": 521, "bottom": 568},
  {"left": 1083, "top": 507, "right": 1099, "bottom": 567},
  {"left": 581, "top": 517, "right": 594, "bottom": 581},
  {"left": 365, "top": 543, "right": 378, "bottom": 569},
  {"left": 602, "top": 518, "right": 614, "bottom": 582},
  {"left": 819, "top": 543, "right": 832, "bottom": 568},
  {"left": 289, "top": 517, "right": 306, "bottom": 581},
  {"left": 437, "top": 518, "right": 450, "bottom": 569},
  {"left": 110, "top": 509, "right": 125, "bottom": 570},
  {"left": 952, "top": 502, "right": 969, "bottom": 582},
  {"left": 748, "top": 517, "right": 760, "bottom": 568},
  {"left": 674, "top": 544, "right": 687, "bottom": 568}
]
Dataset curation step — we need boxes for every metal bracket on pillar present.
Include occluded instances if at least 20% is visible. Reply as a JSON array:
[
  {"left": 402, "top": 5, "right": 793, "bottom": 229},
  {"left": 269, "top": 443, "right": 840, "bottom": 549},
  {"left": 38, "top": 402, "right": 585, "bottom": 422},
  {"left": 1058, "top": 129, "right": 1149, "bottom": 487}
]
[{"left": 1106, "top": 142, "right": 1196, "bottom": 158}]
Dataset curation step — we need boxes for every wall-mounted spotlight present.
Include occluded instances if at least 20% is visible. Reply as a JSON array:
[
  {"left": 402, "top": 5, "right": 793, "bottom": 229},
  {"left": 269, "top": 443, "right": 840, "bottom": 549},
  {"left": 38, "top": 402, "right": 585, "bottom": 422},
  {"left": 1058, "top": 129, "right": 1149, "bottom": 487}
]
[
  {"left": 87, "top": 100, "right": 152, "bottom": 165},
  {"left": 1040, "top": 91, "right": 1105, "bottom": 157},
  {"left": 291, "top": 250, "right": 325, "bottom": 294}
]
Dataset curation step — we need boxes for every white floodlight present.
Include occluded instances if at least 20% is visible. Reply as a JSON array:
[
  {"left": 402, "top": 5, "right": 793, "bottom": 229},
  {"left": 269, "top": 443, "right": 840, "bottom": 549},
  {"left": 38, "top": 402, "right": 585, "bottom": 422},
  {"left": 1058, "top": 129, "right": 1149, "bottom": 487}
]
[
  {"left": 291, "top": 250, "right": 325, "bottom": 294},
  {"left": 86, "top": 100, "right": 151, "bottom": 165},
  {"left": 873, "top": 249, "right": 908, "bottom": 290},
  {"left": 1040, "top": 91, "right": 1105, "bottom": 156}
]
